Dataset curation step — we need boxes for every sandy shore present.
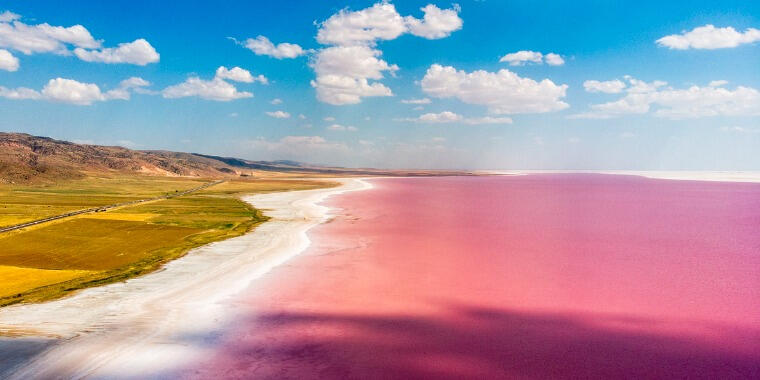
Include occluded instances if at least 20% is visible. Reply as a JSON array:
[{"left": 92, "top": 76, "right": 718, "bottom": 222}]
[{"left": 0, "top": 178, "right": 370, "bottom": 379}]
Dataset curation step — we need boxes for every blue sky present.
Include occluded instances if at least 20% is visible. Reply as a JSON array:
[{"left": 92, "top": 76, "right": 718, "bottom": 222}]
[{"left": 1, "top": 0, "right": 759, "bottom": 169}]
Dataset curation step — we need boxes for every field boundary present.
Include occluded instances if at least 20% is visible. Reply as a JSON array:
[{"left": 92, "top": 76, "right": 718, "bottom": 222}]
[{"left": 0, "top": 180, "right": 224, "bottom": 234}]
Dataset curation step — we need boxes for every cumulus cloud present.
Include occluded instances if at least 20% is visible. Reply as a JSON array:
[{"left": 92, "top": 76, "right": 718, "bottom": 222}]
[
  {"left": 0, "top": 13, "right": 158, "bottom": 65},
  {"left": 265, "top": 110, "right": 290, "bottom": 118},
  {"left": 312, "top": 2, "right": 462, "bottom": 105},
  {"left": 401, "top": 97, "right": 431, "bottom": 104},
  {"left": 241, "top": 35, "right": 306, "bottom": 59},
  {"left": 499, "top": 50, "right": 564, "bottom": 66},
  {"left": 162, "top": 66, "right": 264, "bottom": 101},
  {"left": 570, "top": 77, "right": 760, "bottom": 119},
  {"left": 215, "top": 66, "right": 267, "bottom": 83},
  {"left": 544, "top": 53, "right": 564, "bottom": 66},
  {"left": 310, "top": 45, "right": 396, "bottom": 104},
  {"left": 0, "top": 19, "right": 99, "bottom": 55},
  {"left": 656, "top": 25, "right": 760, "bottom": 50},
  {"left": 0, "top": 11, "right": 20, "bottom": 23},
  {"left": 0, "top": 76, "right": 150, "bottom": 105},
  {"left": 73, "top": 38, "right": 159, "bottom": 65},
  {"left": 326, "top": 123, "right": 358, "bottom": 131},
  {"left": 0, "top": 48, "right": 18, "bottom": 71},
  {"left": 421, "top": 64, "right": 569, "bottom": 114},
  {"left": 398, "top": 111, "right": 513, "bottom": 124},
  {"left": 163, "top": 77, "right": 252, "bottom": 101},
  {"left": 583, "top": 79, "right": 626, "bottom": 93},
  {"left": 0, "top": 85, "right": 41, "bottom": 100},
  {"left": 316, "top": 2, "right": 408, "bottom": 46},
  {"left": 324, "top": 116, "right": 335, "bottom": 121},
  {"left": 103, "top": 77, "right": 151, "bottom": 100},
  {"left": 270, "top": 98, "right": 283, "bottom": 105},
  {"left": 404, "top": 4, "right": 463, "bottom": 39}
]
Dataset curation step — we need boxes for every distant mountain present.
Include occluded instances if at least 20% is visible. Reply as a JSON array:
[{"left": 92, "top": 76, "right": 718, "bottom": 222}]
[{"left": 0, "top": 132, "right": 471, "bottom": 183}]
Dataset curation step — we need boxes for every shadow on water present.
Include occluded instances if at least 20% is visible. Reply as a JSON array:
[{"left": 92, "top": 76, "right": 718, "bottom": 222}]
[{"left": 175, "top": 305, "right": 760, "bottom": 380}]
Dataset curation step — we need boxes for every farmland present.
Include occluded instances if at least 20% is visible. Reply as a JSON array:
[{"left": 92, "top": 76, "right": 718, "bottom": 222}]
[{"left": 0, "top": 175, "right": 335, "bottom": 306}]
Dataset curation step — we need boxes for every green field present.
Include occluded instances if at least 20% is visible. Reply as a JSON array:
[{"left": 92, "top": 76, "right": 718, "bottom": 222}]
[{"left": 0, "top": 176, "right": 335, "bottom": 306}]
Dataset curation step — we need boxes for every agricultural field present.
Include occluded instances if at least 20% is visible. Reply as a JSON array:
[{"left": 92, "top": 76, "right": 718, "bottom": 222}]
[
  {"left": 0, "top": 176, "right": 336, "bottom": 306},
  {"left": 0, "top": 176, "right": 210, "bottom": 228}
]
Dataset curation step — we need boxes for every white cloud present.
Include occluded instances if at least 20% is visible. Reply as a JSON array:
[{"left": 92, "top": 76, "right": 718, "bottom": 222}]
[
  {"left": 0, "top": 11, "right": 20, "bottom": 23},
  {"left": 104, "top": 76, "right": 151, "bottom": 100},
  {"left": 311, "top": 2, "right": 462, "bottom": 106},
  {"left": 73, "top": 38, "right": 159, "bottom": 65},
  {"left": 570, "top": 77, "right": 760, "bottom": 119},
  {"left": 42, "top": 78, "right": 105, "bottom": 105},
  {"left": 163, "top": 77, "right": 252, "bottom": 101},
  {"left": 399, "top": 111, "right": 513, "bottom": 125},
  {"left": 265, "top": 110, "right": 290, "bottom": 118},
  {"left": 404, "top": 4, "right": 463, "bottom": 39},
  {"left": 42, "top": 78, "right": 104, "bottom": 105},
  {"left": 418, "top": 111, "right": 462, "bottom": 123},
  {"left": 499, "top": 51, "right": 564, "bottom": 66},
  {"left": 0, "top": 76, "right": 150, "bottom": 104},
  {"left": 0, "top": 19, "right": 100, "bottom": 55},
  {"left": 462, "top": 116, "right": 513, "bottom": 125},
  {"left": 162, "top": 67, "right": 265, "bottom": 101},
  {"left": 323, "top": 116, "right": 335, "bottom": 121},
  {"left": 312, "top": 45, "right": 398, "bottom": 80},
  {"left": 544, "top": 53, "right": 564, "bottom": 66},
  {"left": 243, "top": 35, "right": 306, "bottom": 59},
  {"left": 709, "top": 80, "right": 728, "bottom": 87},
  {"left": 0, "top": 48, "right": 18, "bottom": 71},
  {"left": 499, "top": 50, "right": 542, "bottom": 66},
  {"left": 215, "top": 66, "right": 261, "bottom": 83},
  {"left": 401, "top": 97, "right": 431, "bottom": 104},
  {"left": 326, "top": 123, "right": 358, "bottom": 131},
  {"left": 298, "top": 114, "right": 307, "bottom": 119},
  {"left": 583, "top": 79, "right": 626, "bottom": 94},
  {"left": 421, "top": 64, "right": 569, "bottom": 114},
  {"left": 0, "top": 85, "right": 41, "bottom": 100},
  {"left": 310, "top": 45, "right": 396, "bottom": 105},
  {"left": 270, "top": 98, "right": 283, "bottom": 105},
  {"left": 0, "top": 14, "right": 158, "bottom": 66},
  {"left": 316, "top": 2, "right": 407, "bottom": 46},
  {"left": 656, "top": 25, "right": 760, "bottom": 50}
]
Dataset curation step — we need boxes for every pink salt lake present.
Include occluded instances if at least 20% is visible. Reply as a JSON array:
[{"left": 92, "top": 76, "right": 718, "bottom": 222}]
[{"left": 184, "top": 174, "right": 760, "bottom": 379}]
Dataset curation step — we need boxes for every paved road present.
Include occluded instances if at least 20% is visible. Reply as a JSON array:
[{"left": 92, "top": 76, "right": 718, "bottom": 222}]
[{"left": 0, "top": 180, "right": 225, "bottom": 234}]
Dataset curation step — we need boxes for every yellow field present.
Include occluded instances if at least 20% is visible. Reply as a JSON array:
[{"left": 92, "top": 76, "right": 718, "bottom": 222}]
[
  {"left": 0, "top": 266, "right": 95, "bottom": 299},
  {"left": 0, "top": 176, "right": 335, "bottom": 306}
]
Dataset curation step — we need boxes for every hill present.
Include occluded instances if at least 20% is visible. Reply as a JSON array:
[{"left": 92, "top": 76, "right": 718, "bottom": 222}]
[{"left": 0, "top": 132, "right": 470, "bottom": 183}]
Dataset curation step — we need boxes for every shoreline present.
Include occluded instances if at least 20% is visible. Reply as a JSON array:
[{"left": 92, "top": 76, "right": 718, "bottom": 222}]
[
  {"left": 478, "top": 170, "right": 760, "bottom": 183},
  {"left": 0, "top": 177, "right": 371, "bottom": 379}
]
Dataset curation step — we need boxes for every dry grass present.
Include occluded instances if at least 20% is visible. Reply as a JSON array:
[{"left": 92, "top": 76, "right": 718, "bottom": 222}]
[{"left": 0, "top": 266, "right": 95, "bottom": 299}]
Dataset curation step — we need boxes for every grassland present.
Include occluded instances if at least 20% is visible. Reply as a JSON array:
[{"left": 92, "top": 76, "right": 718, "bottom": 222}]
[{"left": 0, "top": 176, "right": 335, "bottom": 306}]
